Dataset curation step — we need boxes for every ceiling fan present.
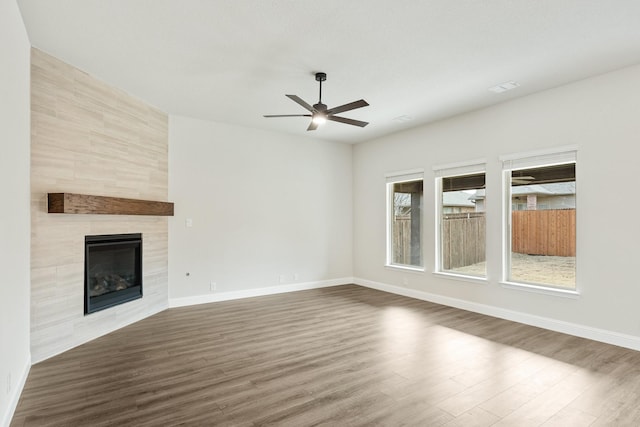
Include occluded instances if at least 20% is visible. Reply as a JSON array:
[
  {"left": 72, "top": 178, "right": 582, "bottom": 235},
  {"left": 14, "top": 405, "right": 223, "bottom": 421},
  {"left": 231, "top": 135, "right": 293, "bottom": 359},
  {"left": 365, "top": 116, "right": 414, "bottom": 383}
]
[
  {"left": 264, "top": 72, "right": 369, "bottom": 131},
  {"left": 511, "top": 175, "right": 535, "bottom": 185}
]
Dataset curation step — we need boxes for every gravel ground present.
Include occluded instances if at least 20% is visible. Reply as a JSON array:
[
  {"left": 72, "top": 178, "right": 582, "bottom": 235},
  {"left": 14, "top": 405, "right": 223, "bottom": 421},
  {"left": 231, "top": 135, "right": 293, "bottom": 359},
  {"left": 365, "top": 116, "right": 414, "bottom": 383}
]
[{"left": 451, "top": 253, "right": 576, "bottom": 288}]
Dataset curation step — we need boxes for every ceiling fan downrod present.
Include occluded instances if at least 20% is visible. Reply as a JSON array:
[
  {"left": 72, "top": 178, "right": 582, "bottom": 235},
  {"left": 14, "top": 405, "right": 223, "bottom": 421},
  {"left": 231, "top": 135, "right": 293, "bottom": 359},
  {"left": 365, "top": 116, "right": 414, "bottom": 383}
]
[{"left": 315, "top": 72, "right": 327, "bottom": 109}]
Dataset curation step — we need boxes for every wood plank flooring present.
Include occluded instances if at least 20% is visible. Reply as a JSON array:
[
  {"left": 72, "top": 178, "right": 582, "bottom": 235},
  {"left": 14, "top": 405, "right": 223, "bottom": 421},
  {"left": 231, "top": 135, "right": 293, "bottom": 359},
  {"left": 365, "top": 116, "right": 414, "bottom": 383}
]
[{"left": 11, "top": 285, "right": 640, "bottom": 426}]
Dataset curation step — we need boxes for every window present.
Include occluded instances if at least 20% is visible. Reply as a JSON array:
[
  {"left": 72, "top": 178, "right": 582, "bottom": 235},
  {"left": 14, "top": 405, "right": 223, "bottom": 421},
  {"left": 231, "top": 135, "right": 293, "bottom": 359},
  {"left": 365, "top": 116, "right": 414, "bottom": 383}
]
[
  {"left": 386, "top": 171, "right": 423, "bottom": 269},
  {"left": 502, "top": 148, "right": 577, "bottom": 291},
  {"left": 434, "top": 161, "right": 486, "bottom": 278}
]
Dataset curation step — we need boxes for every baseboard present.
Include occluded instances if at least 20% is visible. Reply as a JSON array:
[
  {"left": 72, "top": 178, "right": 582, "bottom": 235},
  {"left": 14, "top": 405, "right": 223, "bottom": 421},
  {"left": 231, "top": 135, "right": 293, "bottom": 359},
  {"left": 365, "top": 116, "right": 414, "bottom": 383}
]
[
  {"left": 169, "top": 278, "right": 353, "bottom": 308},
  {"left": 1, "top": 354, "right": 31, "bottom": 427},
  {"left": 354, "top": 277, "right": 640, "bottom": 352}
]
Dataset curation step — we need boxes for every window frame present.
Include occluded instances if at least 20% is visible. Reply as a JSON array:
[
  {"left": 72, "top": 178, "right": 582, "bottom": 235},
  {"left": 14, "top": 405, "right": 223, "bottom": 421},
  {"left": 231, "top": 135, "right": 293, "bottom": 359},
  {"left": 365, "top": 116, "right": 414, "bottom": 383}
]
[
  {"left": 500, "top": 146, "right": 579, "bottom": 297},
  {"left": 433, "top": 159, "right": 487, "bottom": 282},
  {"left": 385, "top": 169, "right": 425, "bottom": 271}
]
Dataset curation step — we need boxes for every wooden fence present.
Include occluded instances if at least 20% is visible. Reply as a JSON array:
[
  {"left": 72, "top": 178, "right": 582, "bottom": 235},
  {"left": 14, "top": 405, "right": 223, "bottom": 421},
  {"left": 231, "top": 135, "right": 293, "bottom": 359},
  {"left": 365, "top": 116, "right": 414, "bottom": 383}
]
[
  {"left": 441, "top": 212, "right": 486, "bottom": 269},
  {"left": 392, "top": 216, "right": 417, "bottom": 265},
  {"left": 393, "top": 208, "right": 575, "bottom": 267},
  {"left": 511, "top": 209, "right": 575, "bottom": 256}
]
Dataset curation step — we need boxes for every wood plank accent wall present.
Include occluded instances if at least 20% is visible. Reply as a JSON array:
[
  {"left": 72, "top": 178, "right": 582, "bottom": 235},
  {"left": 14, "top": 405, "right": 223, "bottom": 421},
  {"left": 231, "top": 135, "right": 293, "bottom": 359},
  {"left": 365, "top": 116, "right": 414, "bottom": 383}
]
[
  {"left": 30, "top": 48, "right": 170, "bottom": 363},
  {"left": 48, "top": 193, "right": 174, "bottom": 216}
]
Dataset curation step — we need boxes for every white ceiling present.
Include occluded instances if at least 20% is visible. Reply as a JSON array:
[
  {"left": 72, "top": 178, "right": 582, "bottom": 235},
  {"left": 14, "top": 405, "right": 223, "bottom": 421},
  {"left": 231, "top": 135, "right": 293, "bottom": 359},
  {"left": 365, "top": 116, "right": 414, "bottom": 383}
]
[{"left": 17, "top": 0, "right": 640, "bottom": 144}]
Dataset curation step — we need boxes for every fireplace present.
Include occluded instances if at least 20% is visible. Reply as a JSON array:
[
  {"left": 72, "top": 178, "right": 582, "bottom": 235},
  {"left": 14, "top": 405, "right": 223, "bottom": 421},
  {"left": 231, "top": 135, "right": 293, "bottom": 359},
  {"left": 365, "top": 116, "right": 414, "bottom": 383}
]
[{"left": 85, "top": 233, "right": 142, "bottom": 314}]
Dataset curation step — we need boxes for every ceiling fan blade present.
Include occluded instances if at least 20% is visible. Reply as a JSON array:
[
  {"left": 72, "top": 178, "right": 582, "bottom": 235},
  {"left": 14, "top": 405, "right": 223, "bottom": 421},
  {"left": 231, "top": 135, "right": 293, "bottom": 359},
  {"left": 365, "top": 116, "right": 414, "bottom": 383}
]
[
  {"left": 327, "top": 115, "right": 369, "bottom": 128},
  {"left": 286, "top": 94, "right": 315, "bottom": 112},
  {"left": 263, "top": 114, "right": 311, "bottom": 118},
  {"left": 307, "top": 120, "right": 319, "bottom": 131},
  {"left": 326, "top": 99, "right": 369, "bottom": 115}
]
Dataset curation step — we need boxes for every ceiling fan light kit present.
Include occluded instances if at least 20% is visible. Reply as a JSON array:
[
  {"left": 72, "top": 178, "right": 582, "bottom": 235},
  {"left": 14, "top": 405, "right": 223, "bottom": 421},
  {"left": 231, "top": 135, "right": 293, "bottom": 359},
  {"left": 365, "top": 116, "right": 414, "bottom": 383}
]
[
  {"left": 312, "top": 114, "right": 327, "bottom": 125},
  {"left": 264, "top": 72, "right": 369, "bottom": 131}
]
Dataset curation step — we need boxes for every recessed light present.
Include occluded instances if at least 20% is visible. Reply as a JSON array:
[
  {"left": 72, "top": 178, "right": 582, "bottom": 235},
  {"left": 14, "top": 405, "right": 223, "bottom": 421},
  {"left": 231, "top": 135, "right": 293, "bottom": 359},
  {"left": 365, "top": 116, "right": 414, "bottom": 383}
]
[{"left": 489, "top": 81, "right": 520, "bottom": 93}]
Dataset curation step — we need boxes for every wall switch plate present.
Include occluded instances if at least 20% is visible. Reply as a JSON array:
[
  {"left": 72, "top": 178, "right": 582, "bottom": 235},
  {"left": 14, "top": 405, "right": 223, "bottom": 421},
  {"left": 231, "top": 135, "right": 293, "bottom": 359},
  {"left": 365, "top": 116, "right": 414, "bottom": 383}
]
[
  {"left": 185, "top": 218, "right": 193, "bottom": 227},
  {"left": 210, "top": 281, "right": 216, "bottom": 292}
]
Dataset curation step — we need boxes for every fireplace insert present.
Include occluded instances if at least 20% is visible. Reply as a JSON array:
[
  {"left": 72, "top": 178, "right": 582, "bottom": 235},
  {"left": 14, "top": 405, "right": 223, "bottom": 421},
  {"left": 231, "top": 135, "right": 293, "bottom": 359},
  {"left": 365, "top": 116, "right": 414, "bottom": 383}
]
[{"left": 85, "top": 233, "right": 142, "bottom": 314}]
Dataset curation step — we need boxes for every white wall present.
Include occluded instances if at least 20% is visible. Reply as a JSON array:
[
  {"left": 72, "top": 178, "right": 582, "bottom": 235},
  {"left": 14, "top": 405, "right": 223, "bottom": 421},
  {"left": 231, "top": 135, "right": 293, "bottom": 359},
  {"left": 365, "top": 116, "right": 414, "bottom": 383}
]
[
  {"left": 169, "top": 116, "right": 353, "bottom": 302},
  {"left": 353, "top": 64, "right": 640, "bottom": 344},
  {"left": 0, "top": 1, "right": 31, "bottom": 425}
]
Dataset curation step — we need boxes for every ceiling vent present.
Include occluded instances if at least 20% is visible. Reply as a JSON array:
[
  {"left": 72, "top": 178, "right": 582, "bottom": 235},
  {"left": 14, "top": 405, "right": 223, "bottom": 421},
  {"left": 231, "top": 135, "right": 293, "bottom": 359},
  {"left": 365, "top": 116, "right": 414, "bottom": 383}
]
[
  {"left": 489, "top": 81, "right": 520, "bottom": 93},
  {"left": 392, "top": 115, "right": 413, "bottom": 123}
]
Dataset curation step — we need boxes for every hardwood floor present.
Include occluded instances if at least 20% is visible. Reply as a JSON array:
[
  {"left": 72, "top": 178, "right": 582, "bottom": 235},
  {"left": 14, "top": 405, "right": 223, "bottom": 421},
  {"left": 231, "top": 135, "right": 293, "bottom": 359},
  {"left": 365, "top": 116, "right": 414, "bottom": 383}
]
[{"left": 11, "top": 285, "right": 640, "bottom": 426}]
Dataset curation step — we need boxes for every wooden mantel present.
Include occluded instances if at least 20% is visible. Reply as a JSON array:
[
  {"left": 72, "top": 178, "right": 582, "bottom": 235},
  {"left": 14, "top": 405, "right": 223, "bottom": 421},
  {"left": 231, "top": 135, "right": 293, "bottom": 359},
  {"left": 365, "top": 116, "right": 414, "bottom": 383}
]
[{"left": 48, "top": 193, "right": 174, "bottom": 216}]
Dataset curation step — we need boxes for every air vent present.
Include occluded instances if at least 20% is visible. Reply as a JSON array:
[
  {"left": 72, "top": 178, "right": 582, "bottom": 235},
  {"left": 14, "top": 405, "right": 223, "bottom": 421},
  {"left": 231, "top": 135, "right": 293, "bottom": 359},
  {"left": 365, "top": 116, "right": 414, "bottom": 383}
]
[
  {"left": 489, "top": 81, "right": 520, "bottom": 93},
  {"left": 392, "top": 115, "right": 413, "bottom": 123}
]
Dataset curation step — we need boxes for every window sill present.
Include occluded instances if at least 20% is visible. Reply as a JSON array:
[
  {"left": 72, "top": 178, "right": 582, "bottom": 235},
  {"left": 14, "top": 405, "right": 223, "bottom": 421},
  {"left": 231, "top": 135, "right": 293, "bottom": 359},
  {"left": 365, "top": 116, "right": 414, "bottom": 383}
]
[
  {"left": 384, "top": 264, "right": 425, "bottom": 274},
  {"left": 432, "top": 271, "right": 488, "bottom": 285},
  {"left": 501, "top": 281, "right": 580, "bottom": 299}
]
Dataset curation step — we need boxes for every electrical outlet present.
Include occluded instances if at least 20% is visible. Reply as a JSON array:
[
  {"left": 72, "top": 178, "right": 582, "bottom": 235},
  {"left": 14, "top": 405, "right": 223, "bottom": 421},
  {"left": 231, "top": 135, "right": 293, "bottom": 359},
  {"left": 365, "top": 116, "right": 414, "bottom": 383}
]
[
  {"left": 402, "top": 277, "right": 409, "bottom": 286},
  {"left": 293, "top": 273, "right": 299, "bottom": 281},
  {"left": 279, "top": 274, "right": 286, "bottom": 284},
  {"left": 6, "top": 374, "right": 11, "bottom": 394},
  {"left": 210, "top": 281, "right": 216, "bottom": 292}
]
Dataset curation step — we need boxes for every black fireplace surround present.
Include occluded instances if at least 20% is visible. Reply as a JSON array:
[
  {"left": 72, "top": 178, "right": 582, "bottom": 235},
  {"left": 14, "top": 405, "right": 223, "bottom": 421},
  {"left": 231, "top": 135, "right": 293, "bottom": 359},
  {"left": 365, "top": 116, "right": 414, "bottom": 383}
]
[{"left": 85, "top": 233, "right": 142, "bottom": 314}]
